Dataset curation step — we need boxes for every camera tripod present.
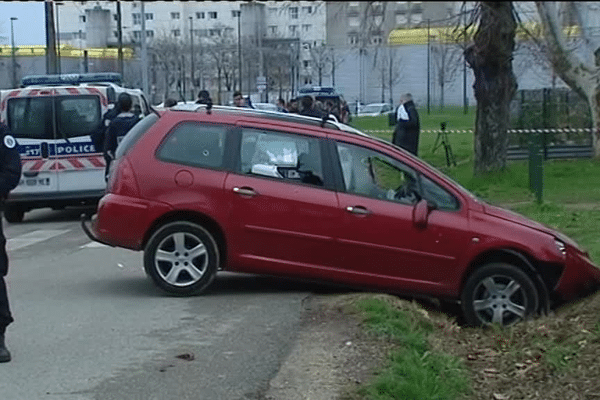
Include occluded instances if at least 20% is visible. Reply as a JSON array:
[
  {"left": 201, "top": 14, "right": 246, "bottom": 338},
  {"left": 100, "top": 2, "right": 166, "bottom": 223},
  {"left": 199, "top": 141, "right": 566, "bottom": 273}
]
[{"left": 432, "top": 122, "right": 457, "bottom": 167}]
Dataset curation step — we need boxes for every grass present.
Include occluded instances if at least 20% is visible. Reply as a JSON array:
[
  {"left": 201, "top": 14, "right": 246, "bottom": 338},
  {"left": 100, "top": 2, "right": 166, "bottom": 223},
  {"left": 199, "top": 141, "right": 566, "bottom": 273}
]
[{"left": 341, "top": 109, "right": 600, "bottom": 400}]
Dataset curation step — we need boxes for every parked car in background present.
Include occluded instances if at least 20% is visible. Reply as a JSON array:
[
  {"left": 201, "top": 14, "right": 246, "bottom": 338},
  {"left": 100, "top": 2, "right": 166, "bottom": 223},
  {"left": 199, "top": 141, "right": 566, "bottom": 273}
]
[
  {"left": 252, "top": 102, "right": 278, "bottom": 112},
  {"left": 82, "top": 104, "right": 600, "bottom": 327},
  {"left": 358, "top": 103, "right": 394, "bottom": 117}
]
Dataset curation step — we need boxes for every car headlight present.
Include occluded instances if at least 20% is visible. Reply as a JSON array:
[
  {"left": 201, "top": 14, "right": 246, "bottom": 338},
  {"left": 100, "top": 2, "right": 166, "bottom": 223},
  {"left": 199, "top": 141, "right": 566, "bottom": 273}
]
[{"left": 554, "top": 238, "right": 566, "bottom": 256}]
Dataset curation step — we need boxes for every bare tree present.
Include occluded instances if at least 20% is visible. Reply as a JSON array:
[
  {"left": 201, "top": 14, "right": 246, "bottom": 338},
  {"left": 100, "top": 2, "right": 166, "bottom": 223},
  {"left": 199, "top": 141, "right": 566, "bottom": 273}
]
[
  {"left": 309, "top": 42, "right": 331, "bottom": 86},
  {"left": 430, "top": 27, "right": 464, "bottom": 111},
  {"left": 536, "top": 1, "right": 600, "bottom": 157},
  {"left": 374, "top": 47, "right": 403, "bottom": 104},
  {"left": 205, "top": 27, "right": 237, "bottom": 105},
  {"left": 149, "top": 31, "right": 185, "bottom": 102},
  {"left": 465, "top": 2, "right": 518, "bottom": 175}
]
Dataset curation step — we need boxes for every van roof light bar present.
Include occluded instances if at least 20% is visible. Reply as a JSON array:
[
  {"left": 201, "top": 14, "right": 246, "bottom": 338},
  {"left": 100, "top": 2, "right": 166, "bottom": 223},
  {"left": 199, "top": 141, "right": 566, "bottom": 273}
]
[{"left": 21, "top": 73, "right": 122, "bottom": 87}]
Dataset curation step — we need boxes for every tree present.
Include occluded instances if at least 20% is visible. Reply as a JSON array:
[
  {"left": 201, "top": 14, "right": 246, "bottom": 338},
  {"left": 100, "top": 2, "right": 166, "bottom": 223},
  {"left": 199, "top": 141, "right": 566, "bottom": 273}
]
[
  {"left": 374, "top": 47, "right": 403, "bottom": 104},
  {"left": 536, "top": 2, "right": 600, "bottom": 157},
  {"left": 309, "top": 42, "right": 331, "bottom": 86},
  {"left": 430, "top": 27, "right": 464, "bottom": 111},
  {"left": 465, "top": 2, "right": 518, "bottom": 175},
  {"left": 149, "top": 32, "right": 184, "bottom": 102}
]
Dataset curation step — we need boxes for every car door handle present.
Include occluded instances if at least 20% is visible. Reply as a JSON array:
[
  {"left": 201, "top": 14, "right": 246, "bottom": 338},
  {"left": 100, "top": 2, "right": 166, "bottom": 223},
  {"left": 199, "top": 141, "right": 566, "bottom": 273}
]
[
  {"left": 233, "top": 187, "right": 258, "bottom": 196},
  {"left": 346, "top": 206, "right": 371, "bottom": 215}
]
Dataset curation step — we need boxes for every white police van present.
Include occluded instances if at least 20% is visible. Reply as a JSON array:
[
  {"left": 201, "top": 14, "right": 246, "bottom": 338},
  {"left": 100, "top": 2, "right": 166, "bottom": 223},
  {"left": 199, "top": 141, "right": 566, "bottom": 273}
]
[{"left": 0, "top": 73, "right": 151, "bottom": 222}]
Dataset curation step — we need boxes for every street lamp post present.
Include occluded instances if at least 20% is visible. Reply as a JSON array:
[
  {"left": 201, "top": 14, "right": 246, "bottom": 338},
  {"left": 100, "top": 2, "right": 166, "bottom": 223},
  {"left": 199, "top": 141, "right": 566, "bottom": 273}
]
[
  {"left": 235, "top": 10, "right": 242, "bottom": 93},
  {"left": 55, "top": 2, "right": 64, "bottom": 75},
  {"left": 190, "top": 16, "right": 194, "bottom": 101},
  {"left": 10, "top": 17, "right": 18, "bottom": 88}
]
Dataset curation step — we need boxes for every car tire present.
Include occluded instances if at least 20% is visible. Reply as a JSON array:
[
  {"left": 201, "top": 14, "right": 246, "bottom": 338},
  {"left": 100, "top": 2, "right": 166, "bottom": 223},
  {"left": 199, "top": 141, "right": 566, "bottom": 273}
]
[
  {"left": 4, "top": 206, "right": 25, "bottom": 223},
  {"left": 461, "top": 263, "right": 539, "bottom": 327},
  {"left": 144, "top": 221, "right": 219, "bottom": 296}
]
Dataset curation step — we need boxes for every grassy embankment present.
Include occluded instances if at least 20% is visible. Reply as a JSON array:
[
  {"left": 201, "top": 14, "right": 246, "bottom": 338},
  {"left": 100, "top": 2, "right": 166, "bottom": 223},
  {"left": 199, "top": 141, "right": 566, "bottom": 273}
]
[{"left": 340, "top": 107, "right": 600, "bottom": 400}]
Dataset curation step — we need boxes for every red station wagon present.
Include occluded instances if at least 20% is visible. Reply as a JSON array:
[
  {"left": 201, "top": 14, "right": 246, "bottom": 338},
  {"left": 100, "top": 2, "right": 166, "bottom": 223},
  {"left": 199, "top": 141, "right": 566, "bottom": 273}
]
[{"left": 82, "top": 104, "right": 600, "bottom": 327}]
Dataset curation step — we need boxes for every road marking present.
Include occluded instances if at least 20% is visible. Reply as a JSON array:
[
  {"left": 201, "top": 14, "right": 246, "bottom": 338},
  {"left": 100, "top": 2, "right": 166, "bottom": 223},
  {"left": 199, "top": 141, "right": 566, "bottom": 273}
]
[
  {"left": 80, "top": 241, "right": 108, "bottom": 249},
  {"left": 7, "top": 229, "right": 71, "bottom": 251}
]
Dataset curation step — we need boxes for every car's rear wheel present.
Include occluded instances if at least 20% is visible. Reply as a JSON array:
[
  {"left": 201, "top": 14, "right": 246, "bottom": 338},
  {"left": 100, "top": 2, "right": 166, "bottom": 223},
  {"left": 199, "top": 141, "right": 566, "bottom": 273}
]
[
  {"left": 461, "top": 263, "right": 539, "bottom": 327},
  {"left": 4, "top": 206, "right": 25, "bottom": 223},
  {"left": 144, "top": 221, "right": 219, "bottom": 296}
]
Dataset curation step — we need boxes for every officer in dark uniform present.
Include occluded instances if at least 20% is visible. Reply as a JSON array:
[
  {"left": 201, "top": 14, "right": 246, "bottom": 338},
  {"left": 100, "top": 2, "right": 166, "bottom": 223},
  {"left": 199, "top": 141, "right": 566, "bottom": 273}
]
[
  {"left": 0, "top": 122, "right": 22, "bottom": 363},
  {"left": 103, "top": 93, "right": 140, "bottom": 180}
]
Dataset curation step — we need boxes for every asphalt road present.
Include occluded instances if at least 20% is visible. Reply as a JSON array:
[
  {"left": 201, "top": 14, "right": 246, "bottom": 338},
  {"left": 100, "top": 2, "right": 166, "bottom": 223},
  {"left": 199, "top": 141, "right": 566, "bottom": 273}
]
[{"left": 0, "top": 207, "right": 340, "bottom": 400}]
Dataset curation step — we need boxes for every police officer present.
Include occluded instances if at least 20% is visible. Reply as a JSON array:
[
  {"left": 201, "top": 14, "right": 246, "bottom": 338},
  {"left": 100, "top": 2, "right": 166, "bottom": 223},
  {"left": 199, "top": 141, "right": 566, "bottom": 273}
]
[
  {"left": 103, "top": 93, "right": 140, "bottom": 180},
  {"left": 0, "top": 122, "right": 22, "bottom": 363}
]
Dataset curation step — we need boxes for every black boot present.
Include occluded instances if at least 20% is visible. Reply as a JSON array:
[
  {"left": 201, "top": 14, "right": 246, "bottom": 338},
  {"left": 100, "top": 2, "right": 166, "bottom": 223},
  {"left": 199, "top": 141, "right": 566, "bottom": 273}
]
[{"left": 0, "top": 333, "right": 11, "bottom": 363}]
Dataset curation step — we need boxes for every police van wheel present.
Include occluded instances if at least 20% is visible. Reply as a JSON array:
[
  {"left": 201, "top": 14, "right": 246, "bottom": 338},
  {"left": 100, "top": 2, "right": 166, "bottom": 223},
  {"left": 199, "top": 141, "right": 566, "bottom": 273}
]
[{"left": 4, "top": 206, "right": 25, "bottom": 223}]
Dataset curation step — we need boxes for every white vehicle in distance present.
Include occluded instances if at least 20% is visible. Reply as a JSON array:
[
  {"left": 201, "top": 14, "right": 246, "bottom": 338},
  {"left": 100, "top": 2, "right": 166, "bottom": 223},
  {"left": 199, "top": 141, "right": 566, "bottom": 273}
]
[{"left": 358, "top": 103, "right": 394, "bottom": 117}]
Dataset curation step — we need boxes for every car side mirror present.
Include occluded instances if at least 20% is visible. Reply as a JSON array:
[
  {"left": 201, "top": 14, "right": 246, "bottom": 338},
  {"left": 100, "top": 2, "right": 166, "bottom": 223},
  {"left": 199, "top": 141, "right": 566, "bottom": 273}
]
[{"left": 413, "top": 199, "right": 436, "bottom": 229}]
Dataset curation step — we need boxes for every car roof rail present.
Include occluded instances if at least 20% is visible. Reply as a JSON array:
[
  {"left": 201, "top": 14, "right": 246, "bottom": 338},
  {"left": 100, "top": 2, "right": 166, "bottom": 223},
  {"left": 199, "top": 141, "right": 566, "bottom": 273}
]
[{"left": 168, "top": 104, "right": 344, "bottom": 131}]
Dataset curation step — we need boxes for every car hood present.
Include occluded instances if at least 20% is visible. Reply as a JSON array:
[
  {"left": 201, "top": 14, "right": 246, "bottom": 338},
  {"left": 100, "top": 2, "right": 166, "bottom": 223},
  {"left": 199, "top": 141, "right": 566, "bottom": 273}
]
[{"left": 483, "top": 204, "right": 556, "bottom": 235}]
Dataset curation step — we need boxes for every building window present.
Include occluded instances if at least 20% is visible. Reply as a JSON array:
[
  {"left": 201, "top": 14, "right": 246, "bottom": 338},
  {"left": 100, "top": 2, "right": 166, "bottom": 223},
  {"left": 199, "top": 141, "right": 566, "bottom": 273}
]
[
  {"left": 371, "top": 35, "right": 383, "bottom": 45},
  {"left": 289, "top": 25, "right": 298, "bottom": 37},
  {"left": 269, "top": 25, "right": 278, "bottom": 35},
  {"left": 79, "top": 15, "right": 86, "bottom": 23},
  {"left": 232, "top": 10, "right": 240, "bottom": 18},
  {"left": 302, "top": 24, "right": 311, "bottom": 32},
  {"left": 132, "top": 13, "right": 141, "bottom": 25},
  {"left": 349, "top": 16, "right": 360, "bottom": 27},
  {"left": 268, "top": 7, "right": 278, "bottom": 15},
  {"left": 304, "top": 77, "right": 312, "bottom": 85},
  {"left": 145, "top": 13, "right": 154, "bottom": 21},
  {"left": 171, "top": 12, "right": 180, "bottom": 19},
  {"left": 114, "top": 31, "right": 118, "bottom": 38},
  {"left": 395, "top": 13, "right": 408, "bottom": 25},
  {"left": 172, "top": 29, "right": 181, "bottom": 37},
  {"left": 303, "top": 60, "right": 309, "bottom": 68},
  {"left": 290, "top": 7, "right": 298, "bottom": 19},
  {"left": 209, "top": 11, "right": 218, "bottom": 19},
  {"left": 113, "top": 14, "right": 118, "bottom": 22},
  {"left": 348, "top": 34, "right": 359, "bottom": 45},
  {"left": 196, "top": 12, "right": 205, "bottom": 19},
  {"left": 302, "top": 6, "right": 312, "bottom": 14},
  {"left": 411, "top": 12, "right": 423, "bottom": 25},
  {"left": 146, "top": 30, "right": 154, "bottom": 38},
  {"left": 133, "top": 31, "right": 141, "bottom": 40}
]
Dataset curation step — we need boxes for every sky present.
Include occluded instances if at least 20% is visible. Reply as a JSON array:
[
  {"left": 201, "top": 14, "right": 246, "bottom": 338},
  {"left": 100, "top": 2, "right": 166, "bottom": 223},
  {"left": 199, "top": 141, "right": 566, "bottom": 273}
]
[{"left": 0, "top": 1, "right": 46, "bottom": 46}]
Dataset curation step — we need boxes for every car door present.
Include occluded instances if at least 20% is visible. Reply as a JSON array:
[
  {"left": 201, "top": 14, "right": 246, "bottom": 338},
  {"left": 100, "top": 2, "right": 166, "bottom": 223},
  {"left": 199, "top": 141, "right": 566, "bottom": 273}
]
[
  {"left": 54, "top": 92, "right": 106, "bottom": 193},
  {"left": 224, "top": 128, "right": 342, "bottom": 276},
  {"left": 332, "top": 139, "right": 472, "bottom": 294},
  {"left": 6, "top": 92, "right": 59, "bottom": 196}
]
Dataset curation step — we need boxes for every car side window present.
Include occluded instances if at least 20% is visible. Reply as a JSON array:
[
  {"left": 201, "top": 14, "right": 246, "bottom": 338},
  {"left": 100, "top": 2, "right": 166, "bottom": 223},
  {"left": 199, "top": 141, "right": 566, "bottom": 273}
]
[
  {"left": 240, "top": 129, "right": 324, "bottom": 186},
  {"left": 336, "top": 142, "right": 419, "bottom": 205},
  {"left": 420, "top": 175, "right": 460, "bottom": 210},
  {"left": 157, "top": 122, "right": 226, "bottom": 169}
]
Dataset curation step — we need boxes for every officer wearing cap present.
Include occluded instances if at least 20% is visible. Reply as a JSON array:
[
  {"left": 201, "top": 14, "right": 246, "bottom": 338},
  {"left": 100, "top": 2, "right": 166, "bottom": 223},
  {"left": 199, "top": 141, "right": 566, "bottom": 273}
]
[{"left": 0, "top": 122, "right": 22, "bottom": 363}]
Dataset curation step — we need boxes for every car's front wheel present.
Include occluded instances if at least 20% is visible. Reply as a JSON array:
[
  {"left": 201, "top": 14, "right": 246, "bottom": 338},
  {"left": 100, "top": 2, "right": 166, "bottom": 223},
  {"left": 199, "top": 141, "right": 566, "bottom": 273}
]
[
  {"left": 144, "top": 221, "right": 219, "bottom": 296},
  {"left": 461, "top": 263, "right": 539, "bottom": 327}
]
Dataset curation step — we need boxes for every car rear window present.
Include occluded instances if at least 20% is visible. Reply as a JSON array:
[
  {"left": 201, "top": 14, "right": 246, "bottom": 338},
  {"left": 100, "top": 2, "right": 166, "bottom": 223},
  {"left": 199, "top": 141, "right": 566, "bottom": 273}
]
[
  {"left": 7, "top": 97, "right": 54, "bottom": 139},
  {"left": 115, "top": 113, "right": 159, "bottom": 159},
  {"left": 156, "top": 122, "right": 227, "bottom": 169}
]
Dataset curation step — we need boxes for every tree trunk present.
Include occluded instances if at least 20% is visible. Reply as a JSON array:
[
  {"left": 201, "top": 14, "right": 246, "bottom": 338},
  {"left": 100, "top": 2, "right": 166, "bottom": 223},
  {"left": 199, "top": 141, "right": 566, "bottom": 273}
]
[{"left": 465, "top": 2, "right": 518, "bottom": 175}]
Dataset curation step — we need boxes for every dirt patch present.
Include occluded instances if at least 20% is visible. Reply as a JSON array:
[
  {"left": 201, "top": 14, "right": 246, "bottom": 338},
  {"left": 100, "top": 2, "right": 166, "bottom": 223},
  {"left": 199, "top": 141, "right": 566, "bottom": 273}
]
[{"left": 261, "top": 294, "right": 395, "bottom": 400}]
